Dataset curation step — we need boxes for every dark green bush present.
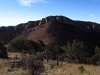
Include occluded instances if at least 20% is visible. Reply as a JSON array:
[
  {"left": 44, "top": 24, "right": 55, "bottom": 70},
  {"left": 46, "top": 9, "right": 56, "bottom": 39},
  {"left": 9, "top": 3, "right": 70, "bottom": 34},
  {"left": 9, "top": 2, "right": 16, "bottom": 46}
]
[
  {"left": 0, "top": 42, "right": 8, "bottom": 58},
  {"left": 78, "top": 65, "right": 85, "bottom": 73}
]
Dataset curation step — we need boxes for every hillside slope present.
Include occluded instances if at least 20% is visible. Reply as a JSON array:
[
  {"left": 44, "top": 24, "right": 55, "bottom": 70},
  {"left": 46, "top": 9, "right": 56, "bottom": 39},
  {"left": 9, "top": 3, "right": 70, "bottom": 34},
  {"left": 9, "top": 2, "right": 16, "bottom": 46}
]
[{"left": 0, "top": 15, "right": 100, "bottom": 46}]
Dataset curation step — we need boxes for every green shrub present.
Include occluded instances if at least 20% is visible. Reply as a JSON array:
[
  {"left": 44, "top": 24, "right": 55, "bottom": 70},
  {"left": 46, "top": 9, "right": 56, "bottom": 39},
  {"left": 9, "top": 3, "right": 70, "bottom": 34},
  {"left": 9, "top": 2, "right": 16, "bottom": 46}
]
[
  {"left": 0, "top": 42, "right": 8, "bottom": 58},
  {"left": 78, "top": 65, "right": 85, "bottom": 73}
]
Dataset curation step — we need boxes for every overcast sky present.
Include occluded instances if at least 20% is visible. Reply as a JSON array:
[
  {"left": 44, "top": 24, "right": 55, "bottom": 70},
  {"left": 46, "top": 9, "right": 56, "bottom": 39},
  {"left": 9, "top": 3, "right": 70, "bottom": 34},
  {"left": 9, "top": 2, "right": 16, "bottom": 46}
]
[{"left": 0, "top": 0, "right": 100, "bottom": 26}]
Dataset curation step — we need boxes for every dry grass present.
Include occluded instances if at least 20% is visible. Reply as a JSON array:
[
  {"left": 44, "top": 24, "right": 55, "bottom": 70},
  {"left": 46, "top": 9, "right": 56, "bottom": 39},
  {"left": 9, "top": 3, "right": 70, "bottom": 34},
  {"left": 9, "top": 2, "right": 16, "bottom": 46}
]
[
  {"left": 42, "top": 60, "right": 100, "bottom": 75},
  {"left": 8, "top": 52, "right": 21, "bottom": 58},
  {"left": 0, "top": 52, "right": 100, "bottom": 75},
  {"left": 0, "top": 52, "right": 28, "bottom": 75}
]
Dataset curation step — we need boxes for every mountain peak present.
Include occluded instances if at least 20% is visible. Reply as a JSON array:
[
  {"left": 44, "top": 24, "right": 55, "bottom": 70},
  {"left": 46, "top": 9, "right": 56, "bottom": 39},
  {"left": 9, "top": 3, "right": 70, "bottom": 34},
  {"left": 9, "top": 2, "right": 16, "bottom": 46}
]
[{"left": 0, "top": 15, "right": 100, "bottom": 44}]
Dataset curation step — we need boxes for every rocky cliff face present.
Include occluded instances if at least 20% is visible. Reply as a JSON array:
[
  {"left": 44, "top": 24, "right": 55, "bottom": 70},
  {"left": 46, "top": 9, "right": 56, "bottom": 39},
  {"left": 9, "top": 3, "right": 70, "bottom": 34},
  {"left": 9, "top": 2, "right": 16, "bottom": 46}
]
[
  {"left": 0, "top": 15, "right": 100, "bottom": 44},
  {"left": 36, "top": 16, "right": 100, "bottom": 33},
  {"left": 38, "top": 16, "right": 74, "bottom": 25},
  {"left": 75, "top": 21, "right": 100, "bottom": 32}
]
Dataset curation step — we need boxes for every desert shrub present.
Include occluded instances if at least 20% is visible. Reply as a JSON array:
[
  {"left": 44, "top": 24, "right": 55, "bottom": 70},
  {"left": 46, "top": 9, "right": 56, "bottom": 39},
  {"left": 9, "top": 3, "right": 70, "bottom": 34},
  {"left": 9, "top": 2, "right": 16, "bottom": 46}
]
[
  {"left": 20, "top": 53, "right": 28, "bottom": 69},
  {"left": 7, "top": 38, "right": 45, "bottom": 54},
  {"left": 26, "top": 54, "right": 44, "bottom": 75},
  {"left": 63, "top": 39, "right": 89, "bottom": 63},
  {"left": 7, "top": 38, "right": 27, "bottom": 52},
  {"left": 90, "top": 46, "right": 100, "bottom": 65},
  {"left": 37, "top": 40, "right": 45, "bottom": 52},
  {"left": 78, "top": 65, "right": 85, "bottom": 73},
  {"left": 0, "top": 42, "right": 8, "bottom": 58}
]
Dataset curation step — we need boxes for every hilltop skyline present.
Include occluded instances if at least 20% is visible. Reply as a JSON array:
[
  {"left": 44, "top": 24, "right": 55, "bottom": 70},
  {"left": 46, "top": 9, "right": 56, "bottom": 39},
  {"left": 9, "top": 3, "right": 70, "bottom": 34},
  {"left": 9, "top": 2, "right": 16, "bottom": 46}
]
[{"left": 0, "top": 0, "right": 100, "bottom": 26}]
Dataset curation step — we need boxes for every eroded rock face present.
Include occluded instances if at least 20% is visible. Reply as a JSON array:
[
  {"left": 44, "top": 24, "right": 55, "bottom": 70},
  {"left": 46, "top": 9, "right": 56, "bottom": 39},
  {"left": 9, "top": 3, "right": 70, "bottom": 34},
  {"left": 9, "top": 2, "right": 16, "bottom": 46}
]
[
  {"left": 38, "top": 16, "right": 75, "bottom": 26},
  {"left": 25, "top": 21, "right": 39, "bottom": 29},
  {"left": 20, "top": 15, "right": 100, "bottom": 33},
  {"left": 39, "top": 18, "right": 45, "bottom": 25},
  {"left": 75, "top": 21, "right": 100, "bottom": 32}
]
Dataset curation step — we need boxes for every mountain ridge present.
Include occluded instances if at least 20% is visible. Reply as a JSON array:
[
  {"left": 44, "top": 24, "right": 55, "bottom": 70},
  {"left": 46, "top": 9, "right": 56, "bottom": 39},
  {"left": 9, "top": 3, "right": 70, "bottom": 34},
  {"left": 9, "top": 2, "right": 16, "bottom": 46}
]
[
  {"left": 0, "top": 15, "right": 100, "bottom": 46},
  {"left": 1, "top": 15, "right": 100, "bottom": 32}
]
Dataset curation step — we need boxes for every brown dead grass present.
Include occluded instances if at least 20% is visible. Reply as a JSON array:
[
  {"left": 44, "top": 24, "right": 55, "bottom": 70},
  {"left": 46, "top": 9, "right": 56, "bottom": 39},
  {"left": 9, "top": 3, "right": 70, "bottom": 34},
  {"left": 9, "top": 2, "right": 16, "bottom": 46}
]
[
  {"left": 0, "top": 52, "right": 100, "bottom": 75},
  {"left": 42, "top": 60, "right": 100, "bottom": 75},
  {"left": 0, "top": 52, "right": 28, "bottom": 75}
]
